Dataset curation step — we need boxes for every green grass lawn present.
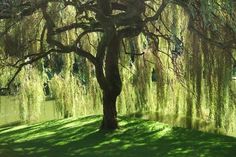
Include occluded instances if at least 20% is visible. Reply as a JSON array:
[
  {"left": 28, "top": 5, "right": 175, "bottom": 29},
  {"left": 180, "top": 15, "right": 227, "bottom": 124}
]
[{"left": 0, "top": 115, "right": 236, "bottom": 157}]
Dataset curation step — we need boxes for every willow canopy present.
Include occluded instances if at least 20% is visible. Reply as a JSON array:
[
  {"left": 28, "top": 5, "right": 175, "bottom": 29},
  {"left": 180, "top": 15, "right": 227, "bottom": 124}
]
[{"left": 0, "top": 0, "right": 235, "bottom": 130}]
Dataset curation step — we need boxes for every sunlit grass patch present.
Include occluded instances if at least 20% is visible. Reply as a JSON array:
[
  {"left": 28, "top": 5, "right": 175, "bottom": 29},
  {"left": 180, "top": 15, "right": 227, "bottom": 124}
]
[{"left": 0, "top": 116, "right": 236, "bottom": 157}]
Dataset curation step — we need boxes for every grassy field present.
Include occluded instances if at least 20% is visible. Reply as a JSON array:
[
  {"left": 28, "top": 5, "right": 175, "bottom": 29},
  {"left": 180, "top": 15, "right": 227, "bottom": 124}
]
[{"left": 0, "top": 115, "right": 236, "bottom": 157}]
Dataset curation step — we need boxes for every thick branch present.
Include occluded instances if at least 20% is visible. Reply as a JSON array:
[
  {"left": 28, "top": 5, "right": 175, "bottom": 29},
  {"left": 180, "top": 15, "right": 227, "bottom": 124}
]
[{"left": 144, "top": 0, "right": 170, "bottom": 22}]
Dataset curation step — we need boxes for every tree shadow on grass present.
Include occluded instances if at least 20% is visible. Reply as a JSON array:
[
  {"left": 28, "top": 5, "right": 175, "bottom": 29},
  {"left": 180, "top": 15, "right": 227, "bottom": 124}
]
[{"left": 0, "top": 116, "right": 236, "bottom": 157}]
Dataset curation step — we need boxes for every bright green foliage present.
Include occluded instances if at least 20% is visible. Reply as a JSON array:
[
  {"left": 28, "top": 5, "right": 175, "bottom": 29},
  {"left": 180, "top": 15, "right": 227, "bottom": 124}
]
[
  {"left": 17, "top": 68, "right": 44, "bottom": 123},
  {"left": 0, "top": 0, "right": 235, "bottom": 135}
]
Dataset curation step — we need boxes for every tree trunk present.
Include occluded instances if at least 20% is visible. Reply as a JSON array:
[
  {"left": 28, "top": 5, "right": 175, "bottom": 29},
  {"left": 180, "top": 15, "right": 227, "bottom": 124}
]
[
  {"left": 100, "top": 91, "right": 118, "bottom": 130},
  {"left": 99, "top": 33, "right": 122, "bottom": 131}
]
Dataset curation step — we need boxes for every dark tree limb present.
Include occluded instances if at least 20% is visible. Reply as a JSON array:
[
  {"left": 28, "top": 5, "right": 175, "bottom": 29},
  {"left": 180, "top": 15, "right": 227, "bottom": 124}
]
[
  {"left": 144, "top": 0, "right": 170, "bottom": 22},
  {"left": 0, "top": 49, "right": 58, "bottom": 92}
]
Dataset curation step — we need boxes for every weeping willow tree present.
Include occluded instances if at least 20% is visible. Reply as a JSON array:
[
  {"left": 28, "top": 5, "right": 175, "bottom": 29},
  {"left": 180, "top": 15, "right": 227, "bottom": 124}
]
[{"left": 0, "top": 0, "right": 236, "bottom": 131}]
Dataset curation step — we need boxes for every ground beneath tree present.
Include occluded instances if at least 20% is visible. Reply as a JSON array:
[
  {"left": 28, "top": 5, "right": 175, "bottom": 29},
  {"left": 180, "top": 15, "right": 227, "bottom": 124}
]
[{"left": 0, "top": 116, "right": 236, "bottom": 157}]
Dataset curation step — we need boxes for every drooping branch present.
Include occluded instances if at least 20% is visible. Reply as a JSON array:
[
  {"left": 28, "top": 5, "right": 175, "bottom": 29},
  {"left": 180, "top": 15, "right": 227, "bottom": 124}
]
[
  {"left": 51, "top": 22, "right": 95, "bottom": 35},
  {"left": 0, "top": 21, "right": 18, "bottom": 37},
  {"left": 74, "top": 46, "right": 97, "bottom": 65},
  {"left": 144, "top": 0, "right": 170, "bottom": 22},
  {"left": 171, "top": 0, "right": 236, "bottom": 50},
  {"left": 0, "top": 48, "right": 58, "bottom": 92},
  {"left": 125, "top": 51, "right": 145, "bottom": 56},
  {"left": 0, "top": 0, "right": 52, "bottom": 19}
]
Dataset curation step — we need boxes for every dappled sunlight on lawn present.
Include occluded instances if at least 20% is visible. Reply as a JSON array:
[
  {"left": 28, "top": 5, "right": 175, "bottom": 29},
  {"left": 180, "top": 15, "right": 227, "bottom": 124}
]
[{"left": 0, "top": 115, "right": 236, "bottom": 157}]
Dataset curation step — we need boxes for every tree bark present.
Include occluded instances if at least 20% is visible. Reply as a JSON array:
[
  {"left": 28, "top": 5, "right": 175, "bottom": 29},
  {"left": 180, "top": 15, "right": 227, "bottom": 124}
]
[
  {"left": 99, "top": 33, "right": 122, "bottom": 130},
  {"left": 100, "top": 91, "right": 118, "bottom": 130}
]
